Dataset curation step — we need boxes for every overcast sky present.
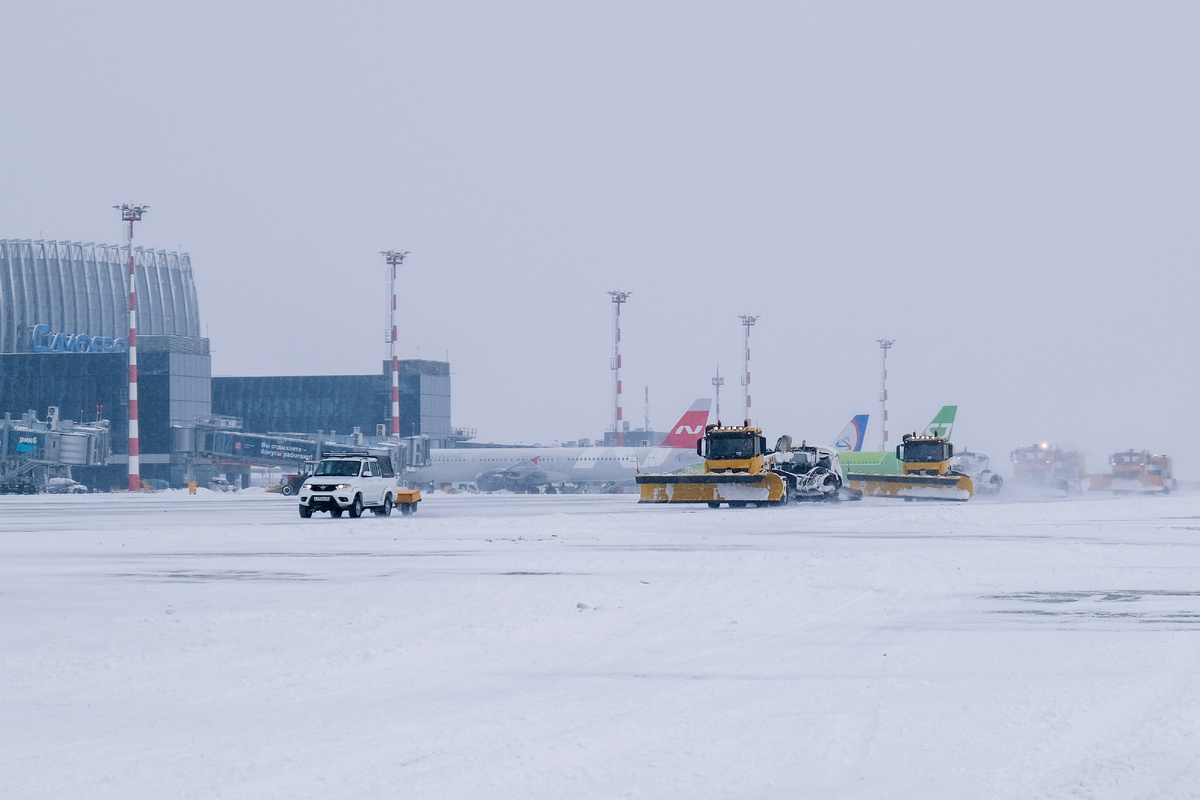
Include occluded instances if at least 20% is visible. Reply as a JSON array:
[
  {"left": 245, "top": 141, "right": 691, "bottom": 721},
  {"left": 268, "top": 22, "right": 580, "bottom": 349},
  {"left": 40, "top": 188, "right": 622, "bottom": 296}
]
[{"left": 4, "top": 2, "right": 1199, "bottom": 476}]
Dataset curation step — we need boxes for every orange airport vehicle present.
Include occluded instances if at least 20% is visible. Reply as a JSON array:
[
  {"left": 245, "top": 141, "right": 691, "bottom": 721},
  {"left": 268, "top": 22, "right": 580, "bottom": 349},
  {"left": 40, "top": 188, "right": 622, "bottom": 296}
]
[
  {"left": 1089, "top": 450, "right": 1176, "bottom": 494},
  {"left": 1011, "top": 443, "right": 1088, "bottom": 492}
]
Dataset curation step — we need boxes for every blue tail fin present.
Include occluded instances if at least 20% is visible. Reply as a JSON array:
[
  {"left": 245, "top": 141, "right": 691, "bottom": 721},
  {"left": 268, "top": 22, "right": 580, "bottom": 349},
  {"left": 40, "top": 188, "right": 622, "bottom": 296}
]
[{"left": 833, "top": 414, "right": 869, "bottom": 452}]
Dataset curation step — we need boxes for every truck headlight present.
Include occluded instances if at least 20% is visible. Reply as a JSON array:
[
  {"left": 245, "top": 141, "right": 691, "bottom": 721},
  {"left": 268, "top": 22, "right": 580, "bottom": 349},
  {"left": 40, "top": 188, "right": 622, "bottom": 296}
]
[{"left": 335, "top": 483, "right": 350, "bottom": 490}]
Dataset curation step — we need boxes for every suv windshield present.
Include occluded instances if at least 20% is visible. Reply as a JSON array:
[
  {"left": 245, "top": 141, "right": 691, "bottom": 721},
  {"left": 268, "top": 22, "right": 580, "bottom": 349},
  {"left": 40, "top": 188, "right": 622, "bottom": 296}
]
[{"left": 314, "top": 460, "right": 361, "bottom": 477}]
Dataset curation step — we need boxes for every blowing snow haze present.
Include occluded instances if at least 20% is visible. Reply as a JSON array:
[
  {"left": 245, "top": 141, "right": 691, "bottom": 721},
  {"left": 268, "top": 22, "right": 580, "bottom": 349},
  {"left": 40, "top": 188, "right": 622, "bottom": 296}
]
[{"left": 2, "top": 2, "right": 1198, "bottom": 475}]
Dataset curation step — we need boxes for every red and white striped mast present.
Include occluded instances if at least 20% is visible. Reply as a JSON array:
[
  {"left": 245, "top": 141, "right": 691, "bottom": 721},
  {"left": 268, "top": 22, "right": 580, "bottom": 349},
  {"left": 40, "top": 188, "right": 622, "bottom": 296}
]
[
  {"left": 608, "top": 290, "right": 631, "bottom": 446},
  {"left": 382, "top": 250, "right": 409, "bottom": 438},
  {"left": 739, "top": 314, "right": 759, "bottom": 425},
  {"left": 115, "top": 203, "right": 148, "bottom": 492}
]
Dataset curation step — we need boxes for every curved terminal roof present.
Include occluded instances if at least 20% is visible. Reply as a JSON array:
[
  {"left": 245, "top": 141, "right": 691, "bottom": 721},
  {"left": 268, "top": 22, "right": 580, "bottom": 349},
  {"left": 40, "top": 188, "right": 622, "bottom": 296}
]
[{"left": 0, "top": 239, "right": 201, "bottom": 353}]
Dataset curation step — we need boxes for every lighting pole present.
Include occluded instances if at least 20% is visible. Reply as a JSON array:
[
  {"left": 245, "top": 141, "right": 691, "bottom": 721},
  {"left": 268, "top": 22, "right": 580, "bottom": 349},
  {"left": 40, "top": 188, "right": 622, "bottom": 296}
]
[
  {"left": 382, "top": 250, "right": 409, "bottom": 438},
  {"left": 608, "top": 291, "right": 631, "bottom": 445},
  {"left": 739, "top": 315, "right": 759, "bottom": 425},
  {"left": 876, "top": 338, "right": 895, "bottom": 451},
  {"left": 712, "top": 363, "right": 724, "bottom": 422},
  {"left": 114, "top": 203, "right": 148, "bottom": 492}
]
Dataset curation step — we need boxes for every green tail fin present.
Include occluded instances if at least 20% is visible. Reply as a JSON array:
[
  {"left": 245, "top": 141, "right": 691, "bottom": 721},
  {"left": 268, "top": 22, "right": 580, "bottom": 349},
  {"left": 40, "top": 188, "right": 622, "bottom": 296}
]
[{"left": 921, "top": 405, "right": 957, "bottom": 439}]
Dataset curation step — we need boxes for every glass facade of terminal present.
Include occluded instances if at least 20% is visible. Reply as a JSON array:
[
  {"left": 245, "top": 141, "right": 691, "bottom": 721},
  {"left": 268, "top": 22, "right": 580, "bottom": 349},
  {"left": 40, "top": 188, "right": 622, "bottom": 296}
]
[
  {"left": 0, "top": 338, "right": 212, "bottom": 487},
  {"left": 211, "top": 360, "right": 451, "bottom": 441}
]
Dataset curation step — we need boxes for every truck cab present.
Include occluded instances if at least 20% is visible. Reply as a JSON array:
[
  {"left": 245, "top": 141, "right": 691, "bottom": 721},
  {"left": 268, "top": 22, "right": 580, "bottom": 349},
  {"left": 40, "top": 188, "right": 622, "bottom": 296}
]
[
  {"left": 897, "top": 434, "right": 955, "bottom": 475},
  {"left": 697, "top": 425, "right": 769, "bottom": 474}
]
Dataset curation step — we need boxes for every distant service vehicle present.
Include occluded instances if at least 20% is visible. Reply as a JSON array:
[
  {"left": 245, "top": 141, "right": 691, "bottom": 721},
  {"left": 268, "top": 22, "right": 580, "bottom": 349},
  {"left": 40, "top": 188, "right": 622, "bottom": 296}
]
[
  {"left": 1011, "top": 443, "right": 1088, "bottom": 492},
  {"left": 1090, "top": 450, "right": 1176, "bottom": 494},
  {"left": 0, "top": 476, "right": 39, "bottom": 494},
  {"left": 267, "top": 460, "right": 316, "bottom": 496},
  {"left": 948, "top": 451, "right": 1003, "bottom": 495},
  {"left": 298, "top": 453, "right": 420, "bottom": 518},
  {"left": 44, "top": 477, "right": 88, "bottom": 494}
]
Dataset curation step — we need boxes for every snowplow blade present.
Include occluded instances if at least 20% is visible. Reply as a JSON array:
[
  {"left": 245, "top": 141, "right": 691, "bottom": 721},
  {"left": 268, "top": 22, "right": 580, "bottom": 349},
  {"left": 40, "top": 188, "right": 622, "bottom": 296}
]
[
  {"left": 845, "top": 472, "right": 974, "bottom": 501},
  {"left": 636, "top": 472, "right": 786, "bottom": 505}
]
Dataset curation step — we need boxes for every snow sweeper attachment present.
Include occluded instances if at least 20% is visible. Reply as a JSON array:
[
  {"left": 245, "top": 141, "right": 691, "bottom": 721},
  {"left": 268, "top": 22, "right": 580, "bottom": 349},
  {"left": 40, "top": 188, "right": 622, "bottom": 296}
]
[
  {"left": 845, "top": 433, "right": 974, "bottom": 501},
  {"left": 635, "top": 424, "right": 857, "bottom": 507}
]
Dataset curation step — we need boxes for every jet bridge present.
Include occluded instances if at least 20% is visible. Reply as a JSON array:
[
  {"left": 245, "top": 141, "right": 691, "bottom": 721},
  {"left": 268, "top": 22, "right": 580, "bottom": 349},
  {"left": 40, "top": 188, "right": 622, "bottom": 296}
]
[
  {"left": 0, "top": 407, "right": 112, "bottom": 492},
  {"left": 190, "top": 422, "right": 430, "bottom": 473}
]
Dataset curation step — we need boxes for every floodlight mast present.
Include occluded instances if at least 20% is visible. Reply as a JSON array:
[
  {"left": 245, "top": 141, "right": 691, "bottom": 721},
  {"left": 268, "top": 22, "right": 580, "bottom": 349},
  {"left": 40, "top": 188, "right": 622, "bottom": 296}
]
[
  {"left": 739, "top": 315, "right": 759, "bottom": 425},
  {"left": 712, "top": 363, "right": 724, "bottom": 421},
  {"left": 382, "top": 250, "right": 409, "bottom": 438},
  {"left": 114, "top": 203, "right": 148, "bottom": 492},
  {"left": 877, "top": 338, "right": 895, "bottom": 451},
  {"left": 608, "top": 291, "right": 631, "bottom": 446}
]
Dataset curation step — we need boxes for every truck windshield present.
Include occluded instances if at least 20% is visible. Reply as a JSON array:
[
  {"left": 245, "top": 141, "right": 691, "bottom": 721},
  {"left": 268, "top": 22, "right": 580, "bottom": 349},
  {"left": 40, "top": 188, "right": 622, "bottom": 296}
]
[
  {"left": 904, "top": 441, "right": 948, "bottom": 463},
  {"left": 314, "top": 460, "right": 361, "bottom": 477},
  {"left": 707, "top": 435, "right": 757, "bottom": 460}
]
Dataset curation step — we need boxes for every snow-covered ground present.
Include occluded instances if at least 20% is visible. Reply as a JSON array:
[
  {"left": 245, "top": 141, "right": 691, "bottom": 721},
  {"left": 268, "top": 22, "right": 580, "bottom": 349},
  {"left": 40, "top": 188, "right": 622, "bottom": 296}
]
[{"left": 5, "top": 489, "right": 1200, "bottom": 799}]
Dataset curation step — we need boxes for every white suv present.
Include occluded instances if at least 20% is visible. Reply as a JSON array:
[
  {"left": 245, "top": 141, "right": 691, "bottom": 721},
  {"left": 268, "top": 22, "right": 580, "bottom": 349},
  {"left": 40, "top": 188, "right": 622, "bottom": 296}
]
[{"left": 298, "top": 454, "right": 399, "bottom": 518}]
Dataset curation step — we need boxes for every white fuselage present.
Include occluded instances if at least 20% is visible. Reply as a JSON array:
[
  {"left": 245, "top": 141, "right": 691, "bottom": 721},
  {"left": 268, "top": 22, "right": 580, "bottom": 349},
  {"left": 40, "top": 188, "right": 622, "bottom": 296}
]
[{"left": 412, "top": 445, "right": 702, "bottom": 490}]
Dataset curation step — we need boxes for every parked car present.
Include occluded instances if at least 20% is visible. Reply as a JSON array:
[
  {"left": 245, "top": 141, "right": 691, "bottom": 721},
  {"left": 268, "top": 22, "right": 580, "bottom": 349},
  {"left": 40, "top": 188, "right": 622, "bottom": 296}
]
[{"left": 44, "top": 477, "right": 88, "bottom": 494}]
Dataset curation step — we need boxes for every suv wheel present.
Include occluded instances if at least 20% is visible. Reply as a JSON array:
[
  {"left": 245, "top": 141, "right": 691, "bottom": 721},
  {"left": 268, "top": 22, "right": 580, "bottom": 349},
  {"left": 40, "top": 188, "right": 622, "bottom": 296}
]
[
  {"left": 299, "top": 505, "right": 312, "bottom": 518},
  {"left": 348, "top": 495, "right": 363, "bottom": 518},
  {"left": 374, "top": 494, "right": 393, "bottom": 517}
]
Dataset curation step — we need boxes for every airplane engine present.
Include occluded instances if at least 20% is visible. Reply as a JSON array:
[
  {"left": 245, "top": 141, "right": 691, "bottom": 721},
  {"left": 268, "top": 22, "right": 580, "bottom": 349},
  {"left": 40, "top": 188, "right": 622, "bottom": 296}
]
[{"left": 475, "top": 472, "right": 508, "bottom": 493}]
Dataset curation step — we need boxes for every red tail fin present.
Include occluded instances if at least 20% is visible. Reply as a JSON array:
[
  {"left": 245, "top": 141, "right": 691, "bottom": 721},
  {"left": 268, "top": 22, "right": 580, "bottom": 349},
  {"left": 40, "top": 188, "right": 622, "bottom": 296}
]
[{"left": 660, "top": 399, "right": 712, "bottom": 448}]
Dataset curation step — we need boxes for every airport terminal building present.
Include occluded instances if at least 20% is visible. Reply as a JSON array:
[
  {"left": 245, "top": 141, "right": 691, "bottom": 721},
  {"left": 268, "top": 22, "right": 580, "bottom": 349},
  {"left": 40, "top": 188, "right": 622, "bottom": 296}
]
[{"left": 0, "top": 239, "right": 452, "bottom": 489}]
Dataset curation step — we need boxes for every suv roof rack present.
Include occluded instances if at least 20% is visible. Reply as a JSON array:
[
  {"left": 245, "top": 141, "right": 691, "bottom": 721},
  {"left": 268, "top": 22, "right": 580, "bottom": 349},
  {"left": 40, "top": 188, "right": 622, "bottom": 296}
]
[{"left": 320, "top": 450, "right": 372, "bottom": 458}]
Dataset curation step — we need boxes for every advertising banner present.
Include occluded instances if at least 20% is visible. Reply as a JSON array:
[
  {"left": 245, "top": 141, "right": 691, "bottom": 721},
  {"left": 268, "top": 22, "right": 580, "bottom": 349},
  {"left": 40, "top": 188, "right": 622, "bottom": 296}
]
[
  {"left": 206, "top": 431, "right": 317, "bottom": 464},
  {"left": 7, "top": 430, "right": 45, "bottom": 459}
]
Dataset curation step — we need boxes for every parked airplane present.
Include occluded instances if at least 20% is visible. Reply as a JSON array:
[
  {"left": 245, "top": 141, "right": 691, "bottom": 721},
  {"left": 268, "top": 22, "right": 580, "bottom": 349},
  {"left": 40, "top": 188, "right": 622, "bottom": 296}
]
[
  {"left": 412, "top": 399, "right": 712, "bottom": 493},
  {"left": 837, "top": 405, "right": 958, "bottom": 474}
]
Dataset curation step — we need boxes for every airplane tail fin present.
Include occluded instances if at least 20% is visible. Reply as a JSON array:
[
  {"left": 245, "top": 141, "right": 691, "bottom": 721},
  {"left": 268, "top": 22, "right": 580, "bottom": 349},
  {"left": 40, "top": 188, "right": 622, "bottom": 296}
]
[
  {"left": 833, "top": 414, "right": 869, "bottom": 452},
  {"left": 921, "top": 405, "right": 958, "bottom": 440},
  {"left": 660, "top": 399, "right": 712, "bottom": 448}
]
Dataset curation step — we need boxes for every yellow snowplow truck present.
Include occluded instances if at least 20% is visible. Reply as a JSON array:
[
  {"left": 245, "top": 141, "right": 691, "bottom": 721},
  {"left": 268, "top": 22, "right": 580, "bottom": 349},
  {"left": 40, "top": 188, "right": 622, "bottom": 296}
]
[
  {"left": 635, "top": 424, "right": 851, "bottom": 507},
  {"left": 846, "top": 433, "right": 974, "bottom": 501}
]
